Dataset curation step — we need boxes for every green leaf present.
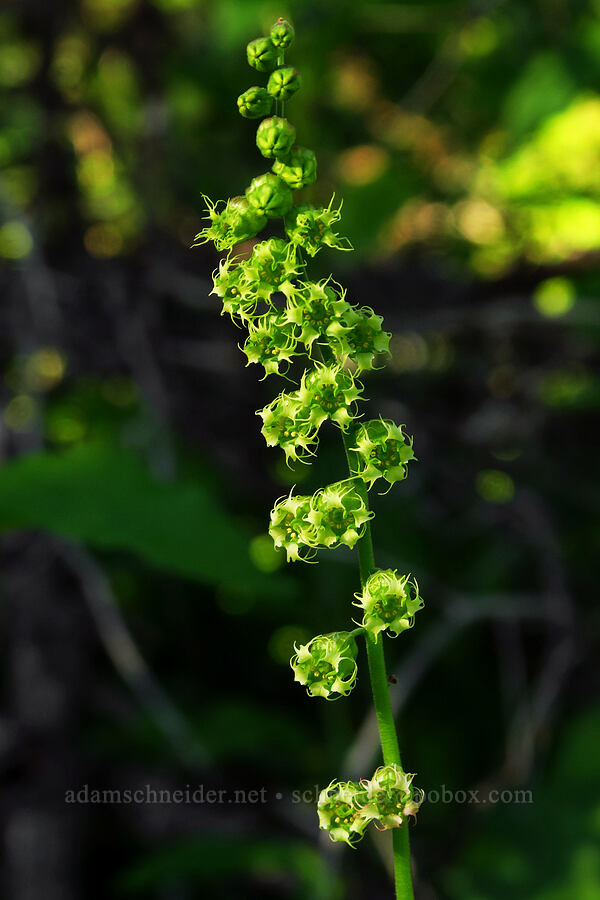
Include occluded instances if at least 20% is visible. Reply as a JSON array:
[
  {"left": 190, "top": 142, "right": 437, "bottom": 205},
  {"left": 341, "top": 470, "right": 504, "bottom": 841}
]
[{"left": 0, "top": 443, "right": 292, "bottom": 596}]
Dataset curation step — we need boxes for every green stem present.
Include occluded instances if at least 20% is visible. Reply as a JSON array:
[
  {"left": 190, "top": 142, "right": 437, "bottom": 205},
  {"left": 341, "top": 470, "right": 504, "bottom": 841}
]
[
  {"left": 284, "top": 201, "right": 414, "bottom": 900},
  {"left": 341, "top": 429, "right": 414, "bottom": 900}
]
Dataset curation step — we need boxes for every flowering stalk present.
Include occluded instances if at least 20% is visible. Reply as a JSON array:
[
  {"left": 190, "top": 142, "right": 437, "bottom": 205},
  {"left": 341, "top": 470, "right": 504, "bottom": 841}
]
[{"left": 195, "top": 18, "right": 424, "bottom": 899}]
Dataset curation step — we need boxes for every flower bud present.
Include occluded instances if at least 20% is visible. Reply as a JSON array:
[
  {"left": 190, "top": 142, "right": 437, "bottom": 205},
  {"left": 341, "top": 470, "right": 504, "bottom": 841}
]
[
  {"left": 256, "top": 116, "right": 296, "bottom": 160},
  {"left": 328, "top": 306, "right": 391, "bottom": 372},
  {"left": 267, "top": 66, "right": 301, "bottom": 101},
  {"left": 307, "top": 478, "right": 373, "bottom": 550},
  {"left": 317, "top": 780, "right": 369, "bottom": 846},
  {"left": 270, "top": 18, "right": 295, "bottom": 49},
  {"left": 354, "top": 569, "right": 423, "bottom": 641},
  {"left": 242, "top": 312, "right": 299, "bottom": 377},
  {"left": 247, "top": 37, "right": 278, "bottom": 72},
  {"left": 351, "top": 418, "right": 415, "bottom": 488},
  {"left": 237, "top": 86, "right": 273, "bottom": 119},
  {"left": 297, "top": 363, "right": 363, "bottom": 431},
  {"left": 246, "top": 173, "right": 293, "bottom": 218},
  {"left": 227, "top": 195, "right": 268, "bottom": 242},
  {"left": 268, "top": 491, "right": 315, "bottom": 561},
  {"left": 258, "top": 392, "right": 318, "bottom": 465},
  {"left": 285, "top": 196, "right": 353, "bottom": 256},
  {"left": 291, "top": 632, "right": 358, "bottom": 699},
  {"left": 272, "top": 147, "right": 317, "bottom": 190},
  {"left": 357, "top": 764, "right": 424, "bottom": 829}
]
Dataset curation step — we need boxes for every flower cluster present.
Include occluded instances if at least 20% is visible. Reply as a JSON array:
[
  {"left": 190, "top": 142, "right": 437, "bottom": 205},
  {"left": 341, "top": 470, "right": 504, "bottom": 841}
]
[
  {"left": 290, "top": 632, "right": 358, "bottom": 699},
  {"left": 257, "top": 365, "right": 363, "bottom": 462},
  {"left": 307, "top": 479, "right": 373, "bottom": 549},
  {"left": 285, "top": 197, "right": 353, "bottom": 256},
  {"left": 269, "top": 480, "right": 372, "bottom": 560},
  {"left": 354, "top": 569, "right": 424, "bottom": 641},
  {"left": 329, "top": 306, "right": 392, "bottom": 372},
  {"left": 210, "top": 238, "right": 298, "bottom": 326},
  {"left": 357, "top": 765, "right": 424, "bottom": 830},
  {"left": 317, "top": 764, "right": 423, "bottom": 846},
  {"left": 268, "top": 492, "right": 315, "bottom": 561},
  {"left": 198, "top": 19, "right": 426, "bottom": 865},
  {"left": 242, "top": 313, "right": 300, "bottom": 377},
  {"left": 283, "top": 278, "right": 350, "bottom": 348},
  {"left": 352, "top": 418, "right": 416, "bottom": 488},
  {"left": 297, "top": 363, "right": 363, "bottom": 430},
  {"left": 317, "top": 780, "right": 369, "bottom": 846},
  {"left": 239, "top": 238, "right": 298, "bottom": 301}
]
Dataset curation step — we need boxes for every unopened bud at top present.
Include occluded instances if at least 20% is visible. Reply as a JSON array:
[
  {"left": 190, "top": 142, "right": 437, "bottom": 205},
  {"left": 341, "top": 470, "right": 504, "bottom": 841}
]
[{"left": 270, "top": 18, "right": 295, "bottom": 49}]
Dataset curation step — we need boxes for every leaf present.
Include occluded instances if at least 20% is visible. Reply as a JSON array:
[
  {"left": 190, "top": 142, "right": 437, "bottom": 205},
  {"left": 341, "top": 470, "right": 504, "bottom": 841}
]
[{"left": 0, "top": 443, "right": 293, "bottom": 596}]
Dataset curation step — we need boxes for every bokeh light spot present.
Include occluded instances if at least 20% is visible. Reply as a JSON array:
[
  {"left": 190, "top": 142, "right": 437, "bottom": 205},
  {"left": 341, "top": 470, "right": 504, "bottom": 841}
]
[
  {"left": 0, "top": 221, "right": 33, "bottom": 259},
  {"left": 476, "top": 469, "right": 515, "bottom": 503},
  {"left": 249, "top": 534, "right": 284, "bottom": 574},
  {"left": 337, "top": 145, "right": 389, "bottom": 186},
  {"left": 533, "top": 277, "right": 575, "bottom": 317},
  {"left": 268, "top": 625, "right": 312, "bottom": 665},
  {"left": 454, "top": 199, "right": 505, "bottom": 244},
  {"left": 3, "top": 394, "right": 36, "bottom": 432},
  {"left": 25, "top": 348, "right": 67, "bottom": 392},
  {"left": 84, "top": 223, "right": 123, "bottom": 257}
]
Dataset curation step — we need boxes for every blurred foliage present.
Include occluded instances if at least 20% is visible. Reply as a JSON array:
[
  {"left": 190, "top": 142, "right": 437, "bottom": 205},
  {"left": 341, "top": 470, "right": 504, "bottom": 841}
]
[
  {"left": 0, "top": 441, "right": 293, "bottom": 595},
  {"left": 445, "top": 709, "right": 600, "bottom": 899},
  {"left": 1, "top": 1, "right": 599, "bottom": 899},
  {"left": 1, "top": 0, "right": 600, "bottom": 272}
]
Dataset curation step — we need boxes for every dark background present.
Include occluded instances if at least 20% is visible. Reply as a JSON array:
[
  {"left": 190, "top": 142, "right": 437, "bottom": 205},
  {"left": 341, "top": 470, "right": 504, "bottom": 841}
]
[{"left": 1, "top": 1, "right": 599, "bottom": 898}]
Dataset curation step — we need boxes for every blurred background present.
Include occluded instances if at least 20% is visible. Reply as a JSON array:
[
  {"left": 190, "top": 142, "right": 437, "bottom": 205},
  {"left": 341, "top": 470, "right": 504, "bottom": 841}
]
[{"left": 1, "top": 0, "right": 599, "bottom": 897}]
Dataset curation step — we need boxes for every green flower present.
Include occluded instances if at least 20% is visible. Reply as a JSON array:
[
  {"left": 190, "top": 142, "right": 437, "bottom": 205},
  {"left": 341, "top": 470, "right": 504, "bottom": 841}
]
[
  {"left": 258, "top": 392, "right": 318, "bottom": 465},
  {"left": 270, "top": 18, "right": 295, "bottom": 49},
  {"left": 317, "top": 780, "right": 369, "bottom": 846},
  {"left": 357, "top": 764, "right": 424, "bottom": 829},
  {"left": 352, "top": 418, "right": 415, "bottom": 488},
  {"left": 273, "top": 147, "right": 317, "bottom": 190},
  {"left": 256, "top": 116, "right": 296, "bottom": 160},
  {"left": 242, "top": 312, "right": 300, "bottom": 377},
  {"left": 267, "top": 66, "right": 301, "bottom": 101},
  {"left": 238, "top": 237, "right": 298, "bottom": 301},
  {"left": 237, "top": 86, "right": 273, "bottom": 119},
  {"left": 268, "top": 492, "right": 315, "bottom": 561},
  {"left": 297, "top": 363, "right": 363, "bottom": 430},
  {"left": 246, "top": 173, "right": 293, "bottom": 218},
  {"left": 193, "top": 195, "right": 266, "bottom": 252},
  {"left": 328, "top": 306, "right": 391, "bottom": 372},
  {"left": 307, "top": 479, "right": 373, "bottom": 550},
  {"left": 210, "top": 257, "right": 259, "bottom": 324},
  {"left": 291, "top": 632, "right": 358, "bottom": 699},
  {"left": 283, "top": 278, "right": 349, "bottom": 348},
  {"left": 285, "top": 197, "right": 353, "bottom": 256},
  {"left": 354, "top": 569, "right": 423, "bottom": 641},
  {"left": 247, "top": 37, "right": 278, "bottom": 72}
]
